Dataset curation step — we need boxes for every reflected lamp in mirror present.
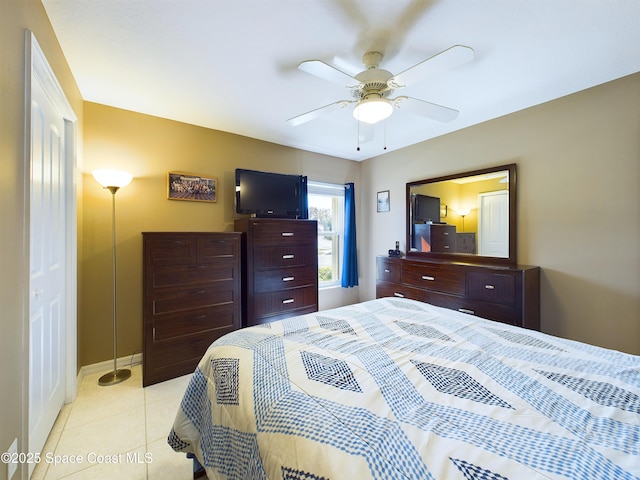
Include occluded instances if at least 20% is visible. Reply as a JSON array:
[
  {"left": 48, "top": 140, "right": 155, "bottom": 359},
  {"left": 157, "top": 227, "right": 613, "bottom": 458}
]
[{"left": 457, "top": 208, "right": 471, "bottom": 232}]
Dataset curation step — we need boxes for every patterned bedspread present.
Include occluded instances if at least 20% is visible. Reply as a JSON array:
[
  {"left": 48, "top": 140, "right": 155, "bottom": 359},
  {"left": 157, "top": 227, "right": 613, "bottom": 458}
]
[{"left": 169, "top": 297, "right": 640, "bottom": 480}]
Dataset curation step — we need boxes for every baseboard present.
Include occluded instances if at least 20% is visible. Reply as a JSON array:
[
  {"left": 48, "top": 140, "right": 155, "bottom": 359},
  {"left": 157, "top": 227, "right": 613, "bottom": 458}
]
[{"left": 77, "top": 352, "right": 143, "bottom": 384}]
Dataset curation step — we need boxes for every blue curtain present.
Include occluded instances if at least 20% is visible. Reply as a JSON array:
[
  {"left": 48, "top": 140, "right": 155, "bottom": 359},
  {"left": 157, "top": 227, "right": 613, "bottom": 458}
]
[
  {"left": 341, "top": 182, "right": 358, "bottom": 287},
  {"left": 299, "top": 176, "right": 309, "bottom": 219}
]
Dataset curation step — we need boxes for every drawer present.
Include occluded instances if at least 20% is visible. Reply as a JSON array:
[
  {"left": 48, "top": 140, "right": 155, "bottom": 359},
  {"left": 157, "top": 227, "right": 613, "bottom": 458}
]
[
  {"left": 250, "top": 220, "right": 317, "bottom": 245},
  {"left": 432, "top": 237, "right": 456, "bottom": 253},
  {"left": 430, "top": 227, "right": 457, "bottom": 253},
  {"left": 254, "top": 245, "right": 317, "bottom": 269},
  {"left": 467, "top": 272, "right": 515, "bottom": 304},
  {"left": 197, "top": 236, "right": 239, "bottom": 263},
  {"left": 145, "top": 237, "right": 197, "bottom": 266},
  {"left": 376, "top": 257, "right": 400, "bottom": 284},
  {"left": 148, "top": 263, "right": 237, "bottom": 291},
  {"left": 376, "top": 282, "right": 428, "bottom": 302},
  {"left": 150, "top": 281, "right": 238, "bottom": 315},
  {"left": 401, "top": 262, "right": 466, "bottom": 295},
  {"left": 145, "top": 327, "right": 231, "bottom": 379},
  {"left": 150, "top": 303, "right": 237, "bottom": 342},
  {"left": 252, "top": 286, "right": 317, "bottom": 318},
  {"left": 249, "top": 305, "right": 317, "bottom": 326},
  {"left": 429, "top": 292, "right": 516, "bottom": 325},
  {"left": 254, "top": 266, "right": 317, "bottom": 293}
]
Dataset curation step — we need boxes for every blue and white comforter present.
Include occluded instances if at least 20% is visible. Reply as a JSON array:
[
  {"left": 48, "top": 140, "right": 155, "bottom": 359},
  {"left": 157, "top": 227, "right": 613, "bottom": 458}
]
[{"left": 169, "top": 297, "right": 640, "bottom": 480}]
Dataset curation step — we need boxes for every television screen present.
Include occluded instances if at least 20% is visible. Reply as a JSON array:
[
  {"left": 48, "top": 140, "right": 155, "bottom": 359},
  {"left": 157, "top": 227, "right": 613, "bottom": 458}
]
[
  {"left": 413, "top": 194, "right": 441, "bottom": 224},
  {"left": 235, "top": 169, "right": 306, "bottom": 218}
]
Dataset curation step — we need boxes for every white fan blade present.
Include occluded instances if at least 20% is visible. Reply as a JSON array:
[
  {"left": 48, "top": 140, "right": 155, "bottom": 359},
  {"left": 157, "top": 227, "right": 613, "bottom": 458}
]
[
  {"left": 298, "top": 60, "right": 359, "bottom": 88},
  {"left": 287, "top": 100, "right": 353, "bottom": 126},
  {"left": 389, "top": 45, "right": 474, "bottom": 88},
  {"left": 394, "top": 96, "right": 459, "bottom": 122}
]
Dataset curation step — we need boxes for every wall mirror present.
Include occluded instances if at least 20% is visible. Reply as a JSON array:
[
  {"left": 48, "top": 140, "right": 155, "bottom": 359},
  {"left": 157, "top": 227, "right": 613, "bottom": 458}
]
[{"left": 406, "top": 164, "right": 516, "bottom": 266}]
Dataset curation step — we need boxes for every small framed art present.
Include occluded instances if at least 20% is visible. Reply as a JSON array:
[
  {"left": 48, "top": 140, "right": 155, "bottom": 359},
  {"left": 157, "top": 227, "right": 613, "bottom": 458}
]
[
  {"left": 377, "top": 190, "right": 390, "bottom": 212},
  {"left": 167, "top": 172, "right": 217, "bottom": 203}
]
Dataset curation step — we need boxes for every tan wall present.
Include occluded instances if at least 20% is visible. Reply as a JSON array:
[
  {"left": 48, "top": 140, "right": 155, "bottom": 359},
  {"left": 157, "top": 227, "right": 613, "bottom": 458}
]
[
  {"left": 1, "top": 0, "right": 83, "bottom": 478},
  {"left": 81, "top": 103, "right": 360, "bottom": 367},
  {"left": 361, "top": 72, "right": 640, "bottom": 355}
]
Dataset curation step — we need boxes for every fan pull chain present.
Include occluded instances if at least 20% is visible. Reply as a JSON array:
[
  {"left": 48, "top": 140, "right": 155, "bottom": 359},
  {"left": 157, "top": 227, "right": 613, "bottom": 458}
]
[
  {"left": 384, "top": 120, "right": 387, "bottom": 150},
  {"left": 356, "top": 120, "right": 360, "bottom": 151}
]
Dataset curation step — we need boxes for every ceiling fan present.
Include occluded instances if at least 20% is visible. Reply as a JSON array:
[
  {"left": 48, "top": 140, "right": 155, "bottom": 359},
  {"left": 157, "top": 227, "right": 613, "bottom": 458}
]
[{"left": 287, "top": 45, "right": 474, "bottom": 127}]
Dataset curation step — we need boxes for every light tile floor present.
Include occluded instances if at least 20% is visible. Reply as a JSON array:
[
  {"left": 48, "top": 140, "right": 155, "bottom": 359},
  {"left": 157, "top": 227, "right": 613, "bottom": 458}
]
[{"left": 31, "top": 364, "right": 195, "bottom": 480}]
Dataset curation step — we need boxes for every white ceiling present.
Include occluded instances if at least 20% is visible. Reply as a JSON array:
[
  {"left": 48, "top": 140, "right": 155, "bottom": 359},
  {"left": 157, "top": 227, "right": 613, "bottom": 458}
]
[{"left": 42, "top": 0, "right": 640, "bottom": 162}]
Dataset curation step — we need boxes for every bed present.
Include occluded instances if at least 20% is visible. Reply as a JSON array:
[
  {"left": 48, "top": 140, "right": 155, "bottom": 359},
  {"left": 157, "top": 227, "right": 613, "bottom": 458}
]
[{"left": 168, "top": 297, "right": 640, "bottom": 480}]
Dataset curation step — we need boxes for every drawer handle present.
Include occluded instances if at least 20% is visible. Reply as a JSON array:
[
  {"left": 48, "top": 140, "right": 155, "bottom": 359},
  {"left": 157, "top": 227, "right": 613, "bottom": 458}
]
[
  {"left": 444, "top": 232, "right": 449, "bottom": 235},
  {"left": 459, "top": 308, "right": 475, "bottom": 315},
  {"left": 282, "top": 254, "right": 295, "bottom": 259},
  {"left": 282, "top": 298, "right": 295, "bottom": 304},
  {"left": 384, "top": 269, "right": 390, "bottom": 273},
  {"left": 485, "top": 284, "right": 495, "bottom": 290},
  {"left": 443, "top": 245, "right": 450, "bottom": 249},
  {"left": 281, "top": 232, "right": 294, "bottom": 237},
  {"left": 393, "top": 292, "right": 405, "bottom": 298},
  {"left": 422, "top": 275, "right": 435, "bottom": 281},
  {"left": 283, "top": 276, "right": 295, "bottom": 282}
]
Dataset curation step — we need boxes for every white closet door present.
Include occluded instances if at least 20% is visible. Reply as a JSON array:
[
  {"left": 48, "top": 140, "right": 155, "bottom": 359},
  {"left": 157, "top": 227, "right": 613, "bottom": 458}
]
[
  {"left": 28, "top": 61, "right": 67, "bottom": 463},
  {"left": 478, "top": 190, "right": 509, "bottom": 257}
]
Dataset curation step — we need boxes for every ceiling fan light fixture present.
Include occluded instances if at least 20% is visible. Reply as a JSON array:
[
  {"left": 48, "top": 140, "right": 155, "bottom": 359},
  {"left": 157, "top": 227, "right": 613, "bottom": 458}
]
[{"left": 353, "top": 96, "right": 393, "bottom": 124}]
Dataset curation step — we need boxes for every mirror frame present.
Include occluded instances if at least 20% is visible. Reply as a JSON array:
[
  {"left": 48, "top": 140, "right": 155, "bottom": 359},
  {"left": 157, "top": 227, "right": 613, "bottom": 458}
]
[{"left": 406, "top": 163, "right": 517, "bottom": 266}]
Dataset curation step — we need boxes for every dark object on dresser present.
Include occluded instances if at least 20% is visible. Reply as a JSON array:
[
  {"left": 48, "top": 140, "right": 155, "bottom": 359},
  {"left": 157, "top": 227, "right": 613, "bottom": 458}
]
[
  {"left": 413, "top": 223, "right": 457, "bottom": 253},
  {"left": 376, "top": 255, "right": 540, "bottom": 330},
  {"left": 235, "top": 218, "right": 318, "bottom": 326},
  {"left": 456, "top": 232, "right": 476, "bottom": 254},
  {"left": 142, "top": 232, "right": 242, "bottom": 387}
]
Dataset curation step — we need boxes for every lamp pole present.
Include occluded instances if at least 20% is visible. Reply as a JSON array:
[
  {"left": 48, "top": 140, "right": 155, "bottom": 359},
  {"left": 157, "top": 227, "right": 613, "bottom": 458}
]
[{"left": 98, "top": 186, "right": 131, "bottom": 385}]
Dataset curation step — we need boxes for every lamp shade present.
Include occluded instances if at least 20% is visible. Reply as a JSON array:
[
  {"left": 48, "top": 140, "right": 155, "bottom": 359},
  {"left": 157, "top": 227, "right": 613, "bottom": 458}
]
[
  {"left": 353, "top": 97, "right": 393, "bottom": 124},
  {"left": 457, "top": 208, "right": 470, "bottom": 217},
  {"left": 92, "top": 169, "right": 133, "bottom": 189}
]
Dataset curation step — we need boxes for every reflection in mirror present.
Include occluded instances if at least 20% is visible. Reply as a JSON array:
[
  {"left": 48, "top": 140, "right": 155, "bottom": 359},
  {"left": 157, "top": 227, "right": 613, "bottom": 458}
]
[{"left": 406, "top": 164, "right": 516, "bottom": 265}]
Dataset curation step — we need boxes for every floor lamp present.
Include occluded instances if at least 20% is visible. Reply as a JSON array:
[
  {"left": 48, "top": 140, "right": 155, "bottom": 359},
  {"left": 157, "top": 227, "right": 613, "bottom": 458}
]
[
  {"left": 458, "top": 209, "right": 470, "bottom": 232},
  {"left": 93, "top": 169, "right": 133, "bottom": 386}
]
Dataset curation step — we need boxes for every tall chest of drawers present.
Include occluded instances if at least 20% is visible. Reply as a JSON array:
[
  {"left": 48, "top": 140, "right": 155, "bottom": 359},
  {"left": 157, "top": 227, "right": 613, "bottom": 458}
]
[
  {"left": 235, "top": 218, "right": 318, "bottom": 326},
  {"left": 376, "top": 256, "right": 540, "bottom": 330},
  {"left": 413, "top": 223, "right": 457, "bottom": 253},
  {"left": 142, "top": 232, "right": 241, "bottom": 386}
]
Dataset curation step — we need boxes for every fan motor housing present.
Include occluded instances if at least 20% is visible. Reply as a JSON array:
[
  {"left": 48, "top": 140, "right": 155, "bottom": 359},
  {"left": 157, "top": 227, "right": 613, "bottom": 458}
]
[{"left": 354, "top": 68, "right": 394, "bottom": 100}]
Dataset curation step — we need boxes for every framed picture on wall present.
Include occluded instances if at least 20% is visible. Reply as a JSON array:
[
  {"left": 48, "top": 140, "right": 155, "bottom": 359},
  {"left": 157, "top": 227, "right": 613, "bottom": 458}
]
[
  {"left": 377, "top": 190, "right": 390, "bottom": 212},
  {"left": 167, "top": 172, "right": 217, "bottom": 203}
]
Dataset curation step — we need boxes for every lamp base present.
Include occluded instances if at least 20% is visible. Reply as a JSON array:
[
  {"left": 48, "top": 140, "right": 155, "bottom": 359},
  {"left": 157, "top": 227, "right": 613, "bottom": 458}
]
[{"left": 98, "top": 368, "right": 131, "bottom": 386}]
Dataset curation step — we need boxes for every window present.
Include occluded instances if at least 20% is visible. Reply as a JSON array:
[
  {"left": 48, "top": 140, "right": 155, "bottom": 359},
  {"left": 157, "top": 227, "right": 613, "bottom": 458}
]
[{"left": 307, "top": 181, "right": 345, "bottom": 287}]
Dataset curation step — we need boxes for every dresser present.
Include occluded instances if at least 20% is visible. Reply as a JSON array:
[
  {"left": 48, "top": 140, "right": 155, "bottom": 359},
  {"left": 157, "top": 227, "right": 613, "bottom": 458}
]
[
  {"left": 413, "top": 223, "right": 457, "bottom": 253},
  {"left": 235, "top": 218, "right": 318, "bottom": 326},
  {"left": 456, "top": 233, "right": 476, "bottom": 254},
  {"left": 376, "top": 256, "right": 540, "bottom": 330},
  {"left": 142, "top": 232, "right": 241, "bottom": 386}
]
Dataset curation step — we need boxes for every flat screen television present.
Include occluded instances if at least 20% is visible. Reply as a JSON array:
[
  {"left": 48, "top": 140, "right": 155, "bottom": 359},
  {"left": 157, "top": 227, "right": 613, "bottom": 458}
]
[
  {"left": 235, "top": 168, "right": 307, "bottom": 218},
  {"left": 413, "top": 193, "right": 441, "bottom": 224}
]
